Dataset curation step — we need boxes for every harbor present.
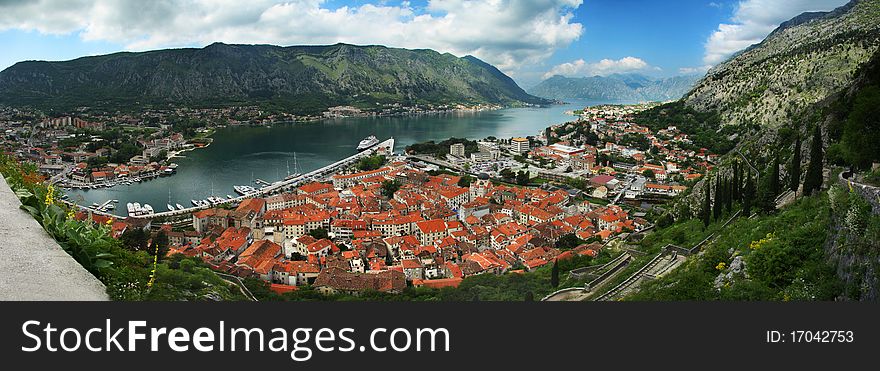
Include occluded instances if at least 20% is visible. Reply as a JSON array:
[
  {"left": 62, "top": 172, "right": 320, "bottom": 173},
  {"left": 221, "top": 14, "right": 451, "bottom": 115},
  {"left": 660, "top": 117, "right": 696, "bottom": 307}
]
[{"left": 64, "top": 99, "right": 600, "bottom": 217}]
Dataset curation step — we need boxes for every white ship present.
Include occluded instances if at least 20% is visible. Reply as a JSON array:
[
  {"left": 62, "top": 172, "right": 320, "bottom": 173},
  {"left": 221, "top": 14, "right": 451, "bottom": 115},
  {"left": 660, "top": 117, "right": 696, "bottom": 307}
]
[
  {"left": 357, "top": 135, "right": 379, "bottom": 151},
  {"left": 234, "top": 185, "right": 257, "bottom": 195}
]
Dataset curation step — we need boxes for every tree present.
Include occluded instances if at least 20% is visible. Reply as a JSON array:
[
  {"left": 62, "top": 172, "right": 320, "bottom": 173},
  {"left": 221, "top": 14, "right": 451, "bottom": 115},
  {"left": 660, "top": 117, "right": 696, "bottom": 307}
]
[
  {"left": 770, "top": 154, "right": 780, "bottom": 197},
  {"left": 380, "top": 180, "right": 401, "bottom": 198},
  {"left": 151, "top": 230, "right": 170, "bottom": 262},
  {"left": 803, "top": 125, "right": 824, "bottom": 195},
  {"left": 524, "top": 291, "right": 535, "bottom": 301},
  {"left": 755, "top": 165, "right": 777, "bottom": 213},
  {"left": 121, "top": 228, "right": 149, "bottom": 251},
  {"left": 515, "top": 170, "right": 530, "bottom": 186},
  {"left": 743, "top": 172, "right": 755, "bottom": 217},
  {"left": 457, "top": 175, "right": 474, "bottom": 187},
  {"left": 789, "top": 134, "right": 801, "bottom": 192},
  {"left": 732, "top": 161, "right": 740, "bottom": 201},
  {"left": 308, "top": 228, "right": 329, "bottom": 240},
  {"left": 357, "top": 155, "right": 386, "bottom": 171},
  {"left": 642, "top": 169, "right": 655, "bottom": 179},
  {"left": 713, "top": 176, "right": 722, "bottom": 221},
  {"left": 724, "top": 177, "right": 733, "bottom": 213},
  {"left": 702, "top": 181, "right": 711, "bottom": 228},
  {"left": 555, "top": 233, "right": 584, "bottom": 250},
  {"left": 550, "top": 260, "right": 560, "bottom": 288},
  {"left": 840, "top": 85, "right": 880, "bottom": 169}
]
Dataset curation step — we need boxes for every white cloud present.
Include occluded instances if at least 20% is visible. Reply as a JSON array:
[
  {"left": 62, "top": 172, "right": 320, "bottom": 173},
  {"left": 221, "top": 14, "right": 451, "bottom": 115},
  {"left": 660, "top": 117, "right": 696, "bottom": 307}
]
[
  {"left": 543, "top": 57, "right": 655, "bottom": 79},
  {"left": 0, "top": 0, "right": 584, "bottom": 73},
  {"left": 702, "top": 0, "right": 849, "bottom": 65}
]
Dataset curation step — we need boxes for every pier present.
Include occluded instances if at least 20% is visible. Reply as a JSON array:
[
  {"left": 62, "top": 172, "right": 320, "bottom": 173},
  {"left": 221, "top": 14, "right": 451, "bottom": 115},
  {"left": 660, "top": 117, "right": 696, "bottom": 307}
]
[{"left": 124, "top": 138, "right": 395, "bottom": 220}]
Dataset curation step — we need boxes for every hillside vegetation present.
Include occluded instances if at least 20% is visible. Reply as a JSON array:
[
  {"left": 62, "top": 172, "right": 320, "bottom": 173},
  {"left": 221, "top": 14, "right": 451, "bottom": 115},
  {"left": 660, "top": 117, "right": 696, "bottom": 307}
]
[
  {"left": 0, "top": 43, "right": 549, "bottom": 114},
  {"left": 685, "top": 0, "right": 880, "bottom": 129}
]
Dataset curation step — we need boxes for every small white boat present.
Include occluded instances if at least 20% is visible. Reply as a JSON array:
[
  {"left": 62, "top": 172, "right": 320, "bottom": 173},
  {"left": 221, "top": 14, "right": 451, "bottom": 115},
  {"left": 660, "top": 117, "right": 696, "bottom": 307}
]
[
  {"left": 176, "top": 203, "right": 185, "bottom": 210},
  {"left": 167, "top": 204, "right": 176, "bottom": 211},
  {"left": 143, "top": 204, "right": 154, "bottom": 214}
]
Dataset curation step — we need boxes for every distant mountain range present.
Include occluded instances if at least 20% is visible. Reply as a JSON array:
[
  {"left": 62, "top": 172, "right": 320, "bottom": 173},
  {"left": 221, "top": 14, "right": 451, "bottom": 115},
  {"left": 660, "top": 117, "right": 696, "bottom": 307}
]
[
  {"left": 527, "top": 73, "right": 701, "bottom": 102},
  {"left": 0, "top": 43, "right": 550, "bottom": 114}
]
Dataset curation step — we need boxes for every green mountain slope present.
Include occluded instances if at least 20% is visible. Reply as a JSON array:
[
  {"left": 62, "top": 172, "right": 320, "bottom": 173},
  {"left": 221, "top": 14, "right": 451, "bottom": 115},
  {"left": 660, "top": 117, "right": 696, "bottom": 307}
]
[{"left": 0, "top": 43, "right": 550, "bottom": 114}]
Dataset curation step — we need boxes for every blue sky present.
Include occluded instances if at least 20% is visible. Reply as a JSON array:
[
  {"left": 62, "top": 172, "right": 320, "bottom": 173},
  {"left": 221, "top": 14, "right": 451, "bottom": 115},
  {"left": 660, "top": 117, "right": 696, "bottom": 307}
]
[{"left": 0, "top": 0, "right": 849, "bottom": 87}]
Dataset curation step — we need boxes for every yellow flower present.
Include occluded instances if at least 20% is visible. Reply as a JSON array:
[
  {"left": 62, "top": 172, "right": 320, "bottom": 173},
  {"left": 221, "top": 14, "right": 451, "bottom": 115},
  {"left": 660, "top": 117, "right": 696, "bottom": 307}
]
[
  {"left": 716, "top": 262, "right": 726, "bottom": 271},
  {"left": 44, "top": 185, "right": 55, "bottom": 206}
]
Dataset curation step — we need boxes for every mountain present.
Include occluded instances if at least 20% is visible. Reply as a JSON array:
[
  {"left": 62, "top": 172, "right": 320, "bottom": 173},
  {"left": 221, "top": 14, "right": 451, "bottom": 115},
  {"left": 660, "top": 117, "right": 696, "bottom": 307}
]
[
  {"left": 684, "top": 0, "right": 880, "bottom": 128},
  {"left": 0, "top": 43, "right": 550, "bottom": 114},
  {"left": 527, "top": 73, "right": 700, "bottom": 102}
]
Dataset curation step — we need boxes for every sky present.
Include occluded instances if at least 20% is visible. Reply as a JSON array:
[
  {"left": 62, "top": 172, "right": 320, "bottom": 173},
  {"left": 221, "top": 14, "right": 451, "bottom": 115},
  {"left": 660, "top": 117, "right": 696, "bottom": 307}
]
[{"left": 0, "top": 0, "right": 851, "bottom": 88}]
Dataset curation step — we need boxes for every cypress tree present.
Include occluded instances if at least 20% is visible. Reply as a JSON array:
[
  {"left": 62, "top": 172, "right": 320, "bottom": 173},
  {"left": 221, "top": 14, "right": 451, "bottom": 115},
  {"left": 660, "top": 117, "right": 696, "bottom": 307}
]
[
  {"left": 702, "top": 180, "right": 711, "bottom": 228},
  {"left": 733, "top": 161, "right": 740, "bottom": 201},
  {"left": 713, "top": 176, "right": 722, "bottom": 221},
  {"left": 790, "top": 135, "right": 801, "bottom": 192},
  {"left": 725, "top": 177, "right": 733, "bottom": 213},
  {"left": 550, "top": 260, "right": 560, "bottom": 288},
  {"left": 755, "top": 165, "right": 777, "bottom": 213},
  {"left": 743, "top": 172, "right": 755, "bottom": 217},
  {"left": 770, "top": 154, "right": 780, "bottom": 197},
  {"left": 803, "top": 125, "right": 824, "bottom": 195}
]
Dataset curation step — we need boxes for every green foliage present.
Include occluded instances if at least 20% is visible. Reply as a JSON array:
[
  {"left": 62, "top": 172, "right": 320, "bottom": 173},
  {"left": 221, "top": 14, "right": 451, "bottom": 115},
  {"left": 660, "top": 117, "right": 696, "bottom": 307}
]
[
  {"left": 0, "top": 152, "right": 247, "bottom": 301},
  {"left": 555, "top": 233, "right": 584, "bottom": 250},
  {"left": 457, "top": 175, "right": 474, "bottom": 187},
  {"left": 152, "top": 231, "right": 170, "bottom": 262},
  {"left": 632, "top": 101, "right": 735, "bottom": 154},
  {"left": 803, "top": 125, "right": 824, "bottom": 195},
  {"left": 381, "top": 179, "right": 402, "bottom": 199},
  {"left": 743, "top": 172, "right": 755, "bottom": 217},
  {"left": 550, "top": 261, "right": 560, "bottom": 288},
  {"left": 120, "top": 228, "right": 149, "bottom": 251},
  {"left": 515, "top": 170, "right": 530, "bottom": 186},
  {"left": 837, "top": 82, "right": 880, "bottom": 169},
  {"left": 308, "top": 228, "right": 329, "bottom": 240},
  {"left": 629, "top": 193, "right": 841, "bottom": 301},
  {"left": 790, "top": 135, "right": 801, "bottom": 192},
  {"left": 356, "top": 154, "right": 386, "bottom": 171},
  {"left": 405, "top": 138, "right": 478, "bottom": 158}
]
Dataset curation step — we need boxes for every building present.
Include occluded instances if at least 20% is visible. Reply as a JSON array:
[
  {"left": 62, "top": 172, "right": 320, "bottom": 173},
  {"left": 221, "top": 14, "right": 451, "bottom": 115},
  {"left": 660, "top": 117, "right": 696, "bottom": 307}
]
[
  {"left": 510, "top": 137, "right": 530, "bottom": 154},
  {"left": 450, "top": 143, "right": 465, "bottom": 158}
]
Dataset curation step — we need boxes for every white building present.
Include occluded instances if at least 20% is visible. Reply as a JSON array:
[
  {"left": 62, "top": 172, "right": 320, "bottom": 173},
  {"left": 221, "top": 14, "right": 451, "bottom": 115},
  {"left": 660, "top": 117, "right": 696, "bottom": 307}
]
[{"left": 510, "top": 137, "right": 530, "bottom": 154}]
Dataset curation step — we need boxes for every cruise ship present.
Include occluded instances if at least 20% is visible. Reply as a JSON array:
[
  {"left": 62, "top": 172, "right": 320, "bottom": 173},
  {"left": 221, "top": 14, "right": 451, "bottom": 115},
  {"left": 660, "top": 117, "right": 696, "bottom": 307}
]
[{"left": 357, "top": 135, "right": 379, "bottom": 151}]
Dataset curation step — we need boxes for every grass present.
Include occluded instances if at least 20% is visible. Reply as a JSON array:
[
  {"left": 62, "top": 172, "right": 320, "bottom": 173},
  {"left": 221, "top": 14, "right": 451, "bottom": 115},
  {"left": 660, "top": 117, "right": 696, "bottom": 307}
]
[{"left": 626, "top": 193, "right": 841, "bottom": 301}]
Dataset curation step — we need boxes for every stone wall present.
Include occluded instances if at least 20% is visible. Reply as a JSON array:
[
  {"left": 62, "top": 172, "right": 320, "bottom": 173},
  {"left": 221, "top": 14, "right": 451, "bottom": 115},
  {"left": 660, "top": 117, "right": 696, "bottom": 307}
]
[{"left": 0, "top": 176, "right": 108, "bottom": 300}]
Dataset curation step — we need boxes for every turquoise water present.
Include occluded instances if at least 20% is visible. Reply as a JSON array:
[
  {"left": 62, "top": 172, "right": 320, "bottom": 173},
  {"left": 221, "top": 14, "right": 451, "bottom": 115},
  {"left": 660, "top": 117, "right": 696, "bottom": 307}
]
[{"left": 68, "top": 100, "right": 615, "bottom": 215}]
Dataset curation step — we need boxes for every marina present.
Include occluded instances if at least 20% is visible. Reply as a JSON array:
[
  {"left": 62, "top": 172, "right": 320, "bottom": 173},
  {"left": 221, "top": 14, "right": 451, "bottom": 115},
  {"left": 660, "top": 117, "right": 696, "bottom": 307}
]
[{"left": 65, "top": 99, "right": 607, "bottom": 216}]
